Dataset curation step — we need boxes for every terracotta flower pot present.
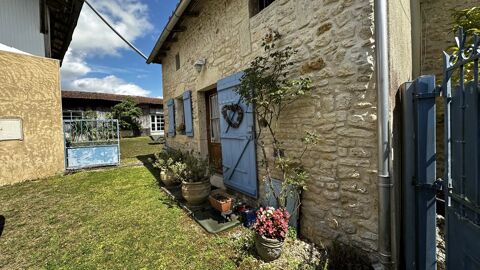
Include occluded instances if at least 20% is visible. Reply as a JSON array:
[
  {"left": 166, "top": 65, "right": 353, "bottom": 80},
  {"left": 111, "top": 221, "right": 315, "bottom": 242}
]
[
  {"left": 181, "top": 180, "right": 211, "bottom": 205},
  {"left": 209, "top": 190, "right": 232, "bottom": 212},
  {"left": 255, "top": 233, "right": 284, "bottom": 262},
  {"left": 160, "top": 171, "right": 177, "bottom": 186}
]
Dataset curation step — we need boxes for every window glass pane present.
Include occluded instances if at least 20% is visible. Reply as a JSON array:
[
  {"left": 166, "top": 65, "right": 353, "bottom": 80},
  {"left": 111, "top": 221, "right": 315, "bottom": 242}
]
[
  {"left": 151, "top": 115, "right": 155, "bottom": 122},
  {"left": 151, "top": 124, "right": 156, "bottom": 130},
  {"left": 211, "top": 118, "right": 220, "bottom": 143}
]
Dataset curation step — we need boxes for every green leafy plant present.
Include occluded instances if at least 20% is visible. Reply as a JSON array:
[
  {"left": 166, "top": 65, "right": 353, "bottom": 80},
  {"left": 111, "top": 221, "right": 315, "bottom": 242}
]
[
  {"left": 84, "top": 110, "right": 98, "bottom": 120},
  {"left": 236, "top": 30, "right": 318, "bottom": 210},
  {"left": 176, "top": 151, "right": 213, "bottom": 183},
  {"left": 154, "top": 148, "right": 186, "bottom": 179},
  {"left": 111, "top": 98, "right": 142, "bottom": 132},
  {"left": 451, "top": 7, "right": 480, "bottom": 35},
  {"left": 448, "top": 6, "right": 480, "bottom": 83},
  {"left": 66, "top": 116, "right": 118, "bottom": 147}
]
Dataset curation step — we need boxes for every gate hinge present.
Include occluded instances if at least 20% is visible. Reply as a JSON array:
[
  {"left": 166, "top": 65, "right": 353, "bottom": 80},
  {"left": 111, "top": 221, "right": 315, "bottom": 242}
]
[{"left": 414, "top": 178, "right": 444, "bottom": 191}]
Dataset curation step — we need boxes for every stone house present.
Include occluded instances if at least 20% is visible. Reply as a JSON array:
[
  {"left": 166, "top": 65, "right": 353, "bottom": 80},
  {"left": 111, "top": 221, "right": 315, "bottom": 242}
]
[
  {"left": 147, "top": 0, "right": 475, "bottom": 267},
  {"left": 61, "top": 91, "right": 165, "bottom": 137}
]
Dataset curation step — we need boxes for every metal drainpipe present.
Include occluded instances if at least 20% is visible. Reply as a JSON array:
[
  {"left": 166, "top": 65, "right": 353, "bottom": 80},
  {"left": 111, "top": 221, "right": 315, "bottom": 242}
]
[{"left": 374, "top": 0, "right": 393, "bottom": 268}]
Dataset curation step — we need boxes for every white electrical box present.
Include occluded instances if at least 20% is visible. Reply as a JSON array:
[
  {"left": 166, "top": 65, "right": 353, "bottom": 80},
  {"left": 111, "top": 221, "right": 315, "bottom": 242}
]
[{"left": 0, "top": 118, "right": 23, "bottom": 141}]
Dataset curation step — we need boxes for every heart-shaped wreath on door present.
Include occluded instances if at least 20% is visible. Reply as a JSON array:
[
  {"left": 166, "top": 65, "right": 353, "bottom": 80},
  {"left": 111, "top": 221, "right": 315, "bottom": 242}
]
[{"left": 221, "top": 104, "right": 244, "bottom": 128}]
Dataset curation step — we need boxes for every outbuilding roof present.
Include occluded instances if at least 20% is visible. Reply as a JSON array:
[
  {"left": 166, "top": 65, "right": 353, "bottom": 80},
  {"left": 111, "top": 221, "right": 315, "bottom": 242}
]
[{"left": 62, "top": 90, "right": 163, "bottom": 105}]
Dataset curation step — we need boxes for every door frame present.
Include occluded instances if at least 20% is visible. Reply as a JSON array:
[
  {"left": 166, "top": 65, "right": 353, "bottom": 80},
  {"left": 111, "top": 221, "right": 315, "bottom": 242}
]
[{"left": 205, "top": 89, "right": 223, "bottom": 174}]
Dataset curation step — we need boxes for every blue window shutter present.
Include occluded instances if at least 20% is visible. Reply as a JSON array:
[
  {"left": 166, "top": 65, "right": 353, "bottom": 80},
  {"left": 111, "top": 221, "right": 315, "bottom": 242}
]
[
  {"left": 183, "top": 90, "right": 194, "bottom": 137},
  {"left": 167, "top": 98, "right": 175, "bottom": 137}
]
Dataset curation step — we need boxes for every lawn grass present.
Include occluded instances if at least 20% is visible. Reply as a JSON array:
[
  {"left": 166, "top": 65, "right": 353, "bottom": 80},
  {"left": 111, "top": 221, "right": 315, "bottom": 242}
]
[
  {"left": 0, "top": 166, "right": 237, "bottom": 269},
  {"left": 120, "top": 136, "right": 163, "bottom": 165}
]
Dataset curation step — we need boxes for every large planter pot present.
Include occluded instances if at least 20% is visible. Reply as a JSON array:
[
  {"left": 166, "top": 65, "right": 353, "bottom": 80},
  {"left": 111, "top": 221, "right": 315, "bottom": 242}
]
[
  {"left": 255, "top": 233, "right": 284, "bottom": 262},
  {"left": 160, "top": 171, "right": 177, "bottom": 186},
  {"left": 209, "top": 190, "right": 233, "bottom": 213},
  {"left": 181, "top": 180, "right": 211, "bottom": 205}
]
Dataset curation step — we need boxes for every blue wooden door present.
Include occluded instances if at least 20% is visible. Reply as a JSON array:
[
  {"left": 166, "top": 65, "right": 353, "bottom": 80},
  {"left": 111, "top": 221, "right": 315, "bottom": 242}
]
[{"left": 217, "top": 72, "right": 257, "bottom": 197}]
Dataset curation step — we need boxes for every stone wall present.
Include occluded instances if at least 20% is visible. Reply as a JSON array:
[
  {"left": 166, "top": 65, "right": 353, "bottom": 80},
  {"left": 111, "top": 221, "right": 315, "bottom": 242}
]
[
  {"left": 420, "top": 0, "right": 478, "bottom": 178},
  {"left": 161, "top": 0, "right": 378, "bottom": 254},
  {"left": 420, "top": 0, "right": 478, "bottom": 78},
  {"left": 0, "top": 51, "right": 64, "bottom": 185}
]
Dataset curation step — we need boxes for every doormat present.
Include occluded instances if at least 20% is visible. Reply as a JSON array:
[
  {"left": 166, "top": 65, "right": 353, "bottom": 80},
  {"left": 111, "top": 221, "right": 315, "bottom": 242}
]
[{"left": 160, "top": 185, "right": 241, "bottom": 234}]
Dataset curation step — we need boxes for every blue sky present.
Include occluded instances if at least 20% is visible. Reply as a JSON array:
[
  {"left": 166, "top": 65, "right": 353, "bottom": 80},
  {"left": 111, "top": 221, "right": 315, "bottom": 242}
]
[{"left": 61, "top": 0, "right": 179, "bottom": 97}]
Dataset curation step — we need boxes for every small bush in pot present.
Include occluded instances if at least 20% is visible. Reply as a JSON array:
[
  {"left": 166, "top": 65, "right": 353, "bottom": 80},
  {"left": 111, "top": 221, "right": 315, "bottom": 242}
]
[
  {"left": 153, "top": 148, "right": 185, "bottom": 186},
  {"left": 253, "top": 207, "right": 290, "bottom": 261},
  {"left": 177, "top": 151, "right": 213, "bottom": 205}
]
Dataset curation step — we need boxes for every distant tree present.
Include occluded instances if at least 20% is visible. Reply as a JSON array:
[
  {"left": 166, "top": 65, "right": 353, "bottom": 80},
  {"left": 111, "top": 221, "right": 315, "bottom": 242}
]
[
  {"left": 111, "top": 98, "right": 142, "bottom": 132},
  {"left": 84, "top": 109, "right": 98, "bottom": 119}
]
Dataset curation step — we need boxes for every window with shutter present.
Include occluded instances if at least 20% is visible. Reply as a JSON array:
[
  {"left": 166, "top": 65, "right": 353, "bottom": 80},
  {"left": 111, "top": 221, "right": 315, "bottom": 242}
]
[
  {"left": 167, "top": 99, "right": 175, "bottom": 136},
  {"left": 183, "top": 90, "right": 193, "bottom": 137}
]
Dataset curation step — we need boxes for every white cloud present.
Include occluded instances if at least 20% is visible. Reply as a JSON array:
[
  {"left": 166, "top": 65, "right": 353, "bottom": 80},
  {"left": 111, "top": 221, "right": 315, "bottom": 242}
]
[
  {"left": 68, "top": 75, "right": 150, "bottom": 96},
  {"left": 69, "top": 0, "right": 152, "bottom": 56},
  {"left": 61, "top": 0, "right": 153, "bottom": 96},
  {"left": 61, "top": 51, "right": 91, "bottom": 81}
]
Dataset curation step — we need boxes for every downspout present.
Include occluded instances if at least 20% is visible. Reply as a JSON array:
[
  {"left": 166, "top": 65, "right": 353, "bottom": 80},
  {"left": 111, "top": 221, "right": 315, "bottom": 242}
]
[{"left": 374, "top": 0, "right": 393, "bottom": 268}]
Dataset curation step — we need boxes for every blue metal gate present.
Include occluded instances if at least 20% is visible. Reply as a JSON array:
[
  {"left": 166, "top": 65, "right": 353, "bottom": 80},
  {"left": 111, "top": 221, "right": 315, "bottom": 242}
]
[
  {"left": 217, "top": 71, "right": 258, "bottom": 197},
  {"left": 402, "top": 29, "right": 480, "bottom": 269},
  {"left": 63, "top": 119, "right": 120, "bottom": 170},
  {"left": 442, "top": 30, "right": 480, "bottom": 269}
]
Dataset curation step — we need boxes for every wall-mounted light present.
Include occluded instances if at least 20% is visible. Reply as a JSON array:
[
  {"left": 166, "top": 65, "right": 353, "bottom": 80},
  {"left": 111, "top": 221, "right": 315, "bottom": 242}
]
[{"left": 194, "top": 59, "right": 206, "bottom": 73}]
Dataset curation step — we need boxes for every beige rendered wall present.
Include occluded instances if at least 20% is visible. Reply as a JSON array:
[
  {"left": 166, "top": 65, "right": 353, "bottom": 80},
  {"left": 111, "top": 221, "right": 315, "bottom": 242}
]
[
  {"left": 0, "top": 51, "right": 65, "bottom": 185},
  {"left": 162, "top": 0, "right": 378, "bottom": 254},
  {"left": 387, "top": 0, "right": 414, "bottom": 267}
]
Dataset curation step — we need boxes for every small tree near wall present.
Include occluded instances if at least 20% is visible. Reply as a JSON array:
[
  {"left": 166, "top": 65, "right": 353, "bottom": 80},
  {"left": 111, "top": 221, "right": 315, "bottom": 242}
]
[
  {"left": 236, "top": 30, "right": 318, "bottom": 211},
  {"left": 111, "top": 98, "right": 142, "bottom": 134}
]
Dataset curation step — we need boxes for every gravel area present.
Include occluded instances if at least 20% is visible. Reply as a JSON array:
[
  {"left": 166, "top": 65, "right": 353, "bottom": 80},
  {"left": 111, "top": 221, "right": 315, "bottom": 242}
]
[{"left": 229, "top": 230, "right": 327, "bottom": 270}]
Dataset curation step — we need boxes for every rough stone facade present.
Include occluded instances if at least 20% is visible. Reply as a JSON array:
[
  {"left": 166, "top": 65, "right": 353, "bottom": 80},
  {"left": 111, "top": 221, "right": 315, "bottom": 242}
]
[
  {"left": 161, "top": 0, "right": 378, "bottom": 254},
  {"left": 0, "top": 51, "right": 65, "bottom": 185}
]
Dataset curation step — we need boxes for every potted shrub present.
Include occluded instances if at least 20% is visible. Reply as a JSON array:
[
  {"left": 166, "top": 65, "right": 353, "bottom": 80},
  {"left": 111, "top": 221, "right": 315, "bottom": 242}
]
[
  {"left": 209, "top": 189, "right": 233, "bottom": 213},
  {"left": 253, "top": 207, "right": 290, "bottom": 261},
  {"left": 154, "top": 148, "right": 184, "bottom": 186},
  {"left": 178, "top": 152, "right": 213, "bottom": 205}
]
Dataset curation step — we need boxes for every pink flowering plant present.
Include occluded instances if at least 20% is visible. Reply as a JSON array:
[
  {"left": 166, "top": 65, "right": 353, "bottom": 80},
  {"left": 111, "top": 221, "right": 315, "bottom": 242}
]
[{"left": 253, "top": 207, "right": 290, "bottom": 241}]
